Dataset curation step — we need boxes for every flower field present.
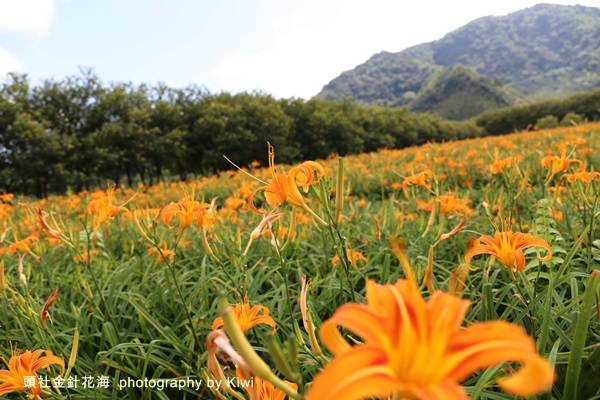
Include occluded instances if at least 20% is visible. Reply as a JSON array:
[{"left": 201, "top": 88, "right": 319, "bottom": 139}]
[{"left": 1, "top": 123, "right": 599, "bottom": 399}]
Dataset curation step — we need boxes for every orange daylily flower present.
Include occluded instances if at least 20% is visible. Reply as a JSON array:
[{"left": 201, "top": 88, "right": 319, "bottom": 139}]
[
  {"left": 0, "top": 203, "right": 11, "bottom": 220},
  {"left": 238, "top": 367, "right": 297, "bottom": 400},
  {"left": 247, "top": 142, "right": 326, "bottom": 225},
  {"left": 224, "top": 195, "right": 246, "bottom": 210},
  {"left": 160, "top": 195, "right": 216, "bottom": 233},
  {"left": 212, "top": 303, "right": 276, "bottom": 333},
  {"left": 552, "top": 209, "right": 564, "bottom": 222},
  {"left": 489, "top": 156, "right": 518, "bottom": 175},
  {"left": 305, "top": 279, "right": 555, "bottom": 400},
  {"left": 86, "top": 185, "right": 132, "bottom": 230},
  {"left": 355, "top": 199, "right": 368, "bottom": 208},
  {"left": 331, "top": 250, "right": 368, "bottom": 269},
  {"left": 540, "top": 143, "right": 582, "bottom": 177},
  {"left": 436, "top": 194, "right": 474, "bottom": 218},
  {"left": 8, "top": 235, "right": 40, "bottom": 263},
  {"left": 0, "top": 349, "right": 65, "bottom": 397},
  {"left": 160, "top": 193, "right": 219, "bottom": 260},
  {"left": 0, "top": 193, "right": 14, "bottom": 203},
  {"left": 562, "top": 170, "right": 600, "bottom": 183},
  {"left": 147, "top": 242, "right": 175, "bottom": 263},
  {"left": 73, "top": 249, "right": 100, "bottom": 264},
  {"left": 400, "top": 169, "right": 433, "bottom": 191},
  {"left": 417, "top": 195, "right": 474, "bottom": 218},
  {"left": 465, "top": 229, "right": 552, "bottom": 278}
]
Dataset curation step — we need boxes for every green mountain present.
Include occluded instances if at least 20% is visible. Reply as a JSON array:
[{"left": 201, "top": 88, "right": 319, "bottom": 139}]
[
  {"left": 317, "top": 3, "right": 600, "bottom": 119},
  {"left": 409, "top": 66, "right": 528, "bottom": 120},
  {"left": 317, "top": 53, "right": 437, "bottom": 108}
]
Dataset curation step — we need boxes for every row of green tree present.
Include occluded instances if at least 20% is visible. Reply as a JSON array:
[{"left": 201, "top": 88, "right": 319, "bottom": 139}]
[
  {"left": 1, "top": 71, "right": 598, "bottom": 197},
  {"left": 1, "top": 71, "right": 484, "bottom": 197},
  {"left": 474, "top": 88, "right": 600, "bottom": 135}
]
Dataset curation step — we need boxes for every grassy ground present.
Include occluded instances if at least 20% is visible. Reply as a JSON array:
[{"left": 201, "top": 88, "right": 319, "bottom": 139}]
[{"left": 1, "top": 123, "right": 599, "bottom": 399}]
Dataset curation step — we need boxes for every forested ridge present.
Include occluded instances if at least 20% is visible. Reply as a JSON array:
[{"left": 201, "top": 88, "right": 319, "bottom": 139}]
[{"left": 1, "top": 72, "right": 598, "bottom": 197}]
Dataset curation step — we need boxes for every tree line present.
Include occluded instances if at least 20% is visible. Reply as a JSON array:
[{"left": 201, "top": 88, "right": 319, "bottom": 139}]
[
  {"left": 1, "top": 71, "right": 597, "bottom": 197},
  {"left": 474, "top": 88, "right": 600, "bottom": 135}
]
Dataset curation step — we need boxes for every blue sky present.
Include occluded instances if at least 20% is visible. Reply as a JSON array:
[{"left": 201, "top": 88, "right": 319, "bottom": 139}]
[{"left": 1, "top": 0, "right": 598, "bottom": 99}]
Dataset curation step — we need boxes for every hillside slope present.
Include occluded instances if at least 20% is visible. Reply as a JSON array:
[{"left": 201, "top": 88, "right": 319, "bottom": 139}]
[{"left": 317, "top": 4, "right": 600, "bottom": 117}]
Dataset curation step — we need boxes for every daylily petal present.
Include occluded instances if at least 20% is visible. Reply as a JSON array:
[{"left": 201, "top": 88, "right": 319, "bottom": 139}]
[
  {"left": 0, "top": 349, "right": 64, "bottom": 397},
  {"left": 512, "top": 249, "right": 526, "bottom": 271},
  {"left": 31, "top": 352, "right": 65, "bottom": 375},
  {"left": 444, "top": 321, "right": 544, "bottom": 380},
  {"left": 320, "top": 317, "right": 352, "bottom": 355},
  {"left": 321, "top": 304, "right": 389, "bottom": 354},
  {"left": 309, "top": 279, "right": 554, "bottom": 399},
  {"left": 465, "top": 229, "right": 552, "bottom": 275},
  {"left": 264, "top": 173, "right": 288, "bottom": 208},
  {"left": 516, "top": 236, "right": 552, "bottom": 261},
  {"left": 249, "top": 186, "right": 268, "bottom": 214},
  {"left": 497, "top": 353, "right": 555, "bottom": 397},
  {"left": 306, "top": 345, "right": 401, "bottom": 400},
  {"left": 296, "top": 161, "right": 325, "bottom": 191},
  {"left": 464, "top": 245, "right": 496, "bottom": 264},
  {"left": 211, "top": 303, "right": 276, "bottom": 332},
  {"left": 412, "top": 380, "right": 469, "bottom": 400},
  {"left": 245, "top": 142, "right": 325, "bottom": 221}
]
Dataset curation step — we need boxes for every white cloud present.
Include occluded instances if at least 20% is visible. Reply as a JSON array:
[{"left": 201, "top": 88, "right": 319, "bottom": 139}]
[
  {"left": 0, "top": 47, "right": 23, "bottom": 79},
  {"left": 0, "top": 0, "right": 56, "bottom": 35},
  {"left": 202, "top": 0, "right": 600, "bottom": 99},
  {"left": 208, "top": 0, "right": 512, "bottom": 99}
]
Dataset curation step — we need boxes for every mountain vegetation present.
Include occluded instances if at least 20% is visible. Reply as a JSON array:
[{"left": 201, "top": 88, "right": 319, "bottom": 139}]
[
  {"left": 318, "top": 3, "right": 600, "bottom": 119},
  {"left": 409, "top": 66, "right": 528, "bottom": 120}
]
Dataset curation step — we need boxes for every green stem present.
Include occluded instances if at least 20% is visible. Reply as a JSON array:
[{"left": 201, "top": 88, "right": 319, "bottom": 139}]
[
  {"left": 272, "top": 241, "right": 295, "bottom": 334},
  {"left": 536, "top": 269, "right": 554, "bottom": 354},
  {"left": 334, "top": 157, "right": 344, "bottom": 223},
  {"left": 163, "top": 258, "right": 197, "bottom": 345},
  {"left": 302, "top": 204, "right": 327, "bottom": 226},
  {"left": 317, "top": 180, "right": 355, "bottom": 302},
  {"left": 155, "top": 236, "right": 197, "bottom": 350},
  {"left": 81, "top": 230, "right": 122, "bottom": 343},
  {"left": 562, "top": 271, "right": 600, "bottom": 399}
]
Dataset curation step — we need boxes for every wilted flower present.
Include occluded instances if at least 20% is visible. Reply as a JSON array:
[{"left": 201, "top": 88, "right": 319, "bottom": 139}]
[{"left": 40, "top": 289, "right": 60, "bottom": 328}]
